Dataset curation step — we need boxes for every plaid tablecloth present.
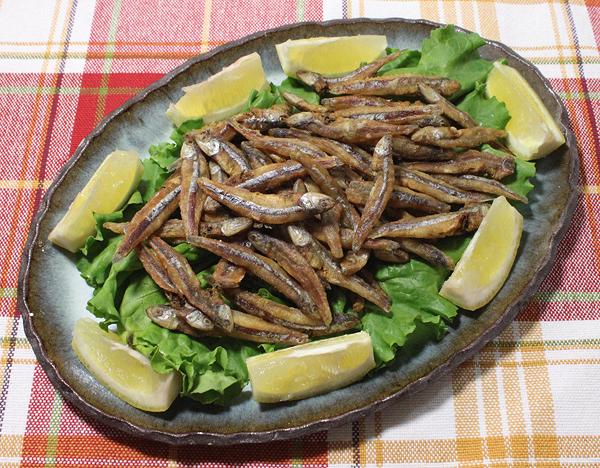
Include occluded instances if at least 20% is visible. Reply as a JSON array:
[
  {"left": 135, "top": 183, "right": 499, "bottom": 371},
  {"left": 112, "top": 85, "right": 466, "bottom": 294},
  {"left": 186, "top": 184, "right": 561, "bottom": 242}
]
[{"left": 1, "top": 0, "right": 598, "bottom": 466}]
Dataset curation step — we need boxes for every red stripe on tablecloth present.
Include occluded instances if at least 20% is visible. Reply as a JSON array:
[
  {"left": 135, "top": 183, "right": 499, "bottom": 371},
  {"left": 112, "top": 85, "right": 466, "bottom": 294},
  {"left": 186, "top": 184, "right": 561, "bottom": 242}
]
[{"left": 68, "top": 72, "right": 162, "bottom": 154}]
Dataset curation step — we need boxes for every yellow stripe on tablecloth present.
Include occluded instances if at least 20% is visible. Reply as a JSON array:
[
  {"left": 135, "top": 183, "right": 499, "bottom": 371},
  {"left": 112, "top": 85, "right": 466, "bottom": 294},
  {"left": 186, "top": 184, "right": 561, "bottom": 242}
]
[
  {"left": 0, "top": 180, "right": 51, "bottom": 190},
  {"left": 453, "top": 361, "right": 484, "bottom": 462},
  {"left": 518, "top": 322, "right": 560, "bottom": 462},
  {"left": 200, "top": 0, "right": 212, "bottom": 54}
]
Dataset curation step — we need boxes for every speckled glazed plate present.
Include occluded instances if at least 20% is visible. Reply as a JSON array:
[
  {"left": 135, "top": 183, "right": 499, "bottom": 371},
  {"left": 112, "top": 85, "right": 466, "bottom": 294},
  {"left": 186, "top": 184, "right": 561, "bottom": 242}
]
[{"left": 18, "top": 18, "right": 578, "bottom": 445}]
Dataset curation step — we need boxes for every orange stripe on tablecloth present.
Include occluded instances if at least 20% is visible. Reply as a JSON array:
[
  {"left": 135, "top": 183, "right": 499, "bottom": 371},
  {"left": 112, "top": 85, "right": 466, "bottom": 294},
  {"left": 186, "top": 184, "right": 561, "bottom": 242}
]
[
  {"left": 374, "top": 411, "right": 383, "bottom": 466},
  {"left": 328, "top": 439, "right": 354, "bottom": 465},
  {"left": 480, "top": 340, "right": 509, "bottom": 461},
  {"left": 0, "top": 434, "right": 24, "bottom": 458},
  {"left": 517, "top": 322, "right": 560, "bottom": 462},
  {"left": 452, "top": 361, "right": 484, "bottom": 463},
  {"left": 498, "top": 324, "right": 529, "bottom": 460},
  {"left": 420, "top": 0, "right": 440, "bottom": 23},
  {"left": 0, "top": 180, "right": 51, "bottom": 190},
  {"left": 478, "top": 1, "right": 500, "bottom": 40},
  {"left": 442, "top": 0, "right": 457, "bottom": 24},
  {"left": 461, "top": 1, "right": 477, "bottom": 32},
  {"left": 199, "top": 0, "right": 213, "bottom": 54}
]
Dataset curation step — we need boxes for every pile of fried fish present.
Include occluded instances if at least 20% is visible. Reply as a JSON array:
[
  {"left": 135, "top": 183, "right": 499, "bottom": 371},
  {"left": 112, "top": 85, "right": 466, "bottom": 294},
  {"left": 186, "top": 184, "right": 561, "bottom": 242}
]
[{"left": 107, "top": 52, "right": 525, "bottom": 345}]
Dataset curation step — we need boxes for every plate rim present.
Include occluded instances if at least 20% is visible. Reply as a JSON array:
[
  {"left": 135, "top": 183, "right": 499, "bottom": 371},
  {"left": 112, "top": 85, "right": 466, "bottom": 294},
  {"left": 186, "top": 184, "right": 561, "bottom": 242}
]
[{"left": 18, "top": 17, "right": 580, "bottom": 445}]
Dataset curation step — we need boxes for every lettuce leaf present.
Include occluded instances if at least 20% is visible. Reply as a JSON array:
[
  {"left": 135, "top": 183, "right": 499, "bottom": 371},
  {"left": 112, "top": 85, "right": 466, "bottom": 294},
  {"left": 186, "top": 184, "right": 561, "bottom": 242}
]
[
  {"left": 378, "top": 48, "right": 421, "bottom": 75},
  {"left": 481, "top": 144, "right": 536, "bottom": 198},
  {"left": 245, "top": 77, "right": 320, "bottom": 110},
  {"left": 457, "top": 82, "right": 510, "bottom": 129},
  {"left": 382, "top": 25, "right": 493, "bottom": 97},
  {"left": 361, "top": 260, "right": 457, "bottom": 364}
]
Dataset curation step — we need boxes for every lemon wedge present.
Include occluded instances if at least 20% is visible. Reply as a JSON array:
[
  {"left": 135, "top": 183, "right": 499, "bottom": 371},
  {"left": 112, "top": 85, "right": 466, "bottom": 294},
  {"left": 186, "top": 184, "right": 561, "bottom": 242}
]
[
  {"left": 486, "top": 62, "right": 565, "bottom": 160},
  {"left": 166, "top": 52, "right": 268, "bottom": 126},
  {"left": 440, "top": 196, "right": 523, "bottom": 311},
  {"left": 48, "top": 150, "right": 143, "bottom": 252},
  {"left": 275, "top": 35, "right": 387, "bottom": 77},
  {"left": 72, "top": 318, "right": 181, "bottom": 412},
  {"left": 246, "top": 331, "right": 375, "bottom": 403}
]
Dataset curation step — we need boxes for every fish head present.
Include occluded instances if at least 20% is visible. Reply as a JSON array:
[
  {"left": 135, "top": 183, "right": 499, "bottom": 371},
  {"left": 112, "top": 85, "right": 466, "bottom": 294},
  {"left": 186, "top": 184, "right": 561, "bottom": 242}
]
[
  {"left": 220, "top": 217, "right": 253, "bottom": 237},
  {"left": 146, "top": 305, "right": 179, "bottom": 330},
  {"left": 287, "top": 225, "right": 312, "bottom": 247},
  {"left": 298, "top": 192, "right": 336, "bottom": 214}
]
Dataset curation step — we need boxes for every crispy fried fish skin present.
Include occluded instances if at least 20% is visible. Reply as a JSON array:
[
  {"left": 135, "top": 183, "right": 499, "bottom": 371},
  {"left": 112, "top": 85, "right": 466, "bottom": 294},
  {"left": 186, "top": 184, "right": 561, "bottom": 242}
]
[
  {"left": 370, "top": 204, "right": 489, "bottom": 239},
  {"left": 353, "top": 135, "right": 394, "bottom": 251},
  {"left": 346, "top": 180, "right": 451, "bottom": 214},
  {"left": 230, "top": 161, "right": 308, "bottom": 191},
  {"left": 339, "top": 228, "right": 403, "bottom": 252},
  {"left": 195, "top": 136, "right": 252, "bottom": 176},
  {"left": 393, "top": 238, "right": 455, "bottom": 270},
  {"left": 229, "top": 310, "right": 308, "bottom": 345},
  {"left": 102, "top": 221, "right": 127, "bottom": 234},
  {"left": 248, "top": 230, "right": 331, "bottom": 324},
  {"left": 281, "top": 91, "right": 328, "bottom": 113},
  {"left": 436, "top": 174, "right": 527, "bottom": 203},
  {"left": 212, "top": 259, "right": 246, "bottom": 289},
  {"left": 233, "top": 104, "right": 290, "bottom": 131},
  {"left": 148, "top": 237, "right": 234, "bottom": 331},
  {"left": 268, "top": 127, "right": 372, "bottom": 175},
  {"left": 327, "top": 74, "right": 461, "bottom": 97},
  {"left": 228, "top": 289, "right": 325, "bottom": 331},
  {"left": 321, "top": 95, "right": 411, "bottom": 110},
  {"left": 319, "top": 204, "right": 344, "bottom": 259},
  {"left": 286, "top": 112, "right": 418, "bottom": 144},
  {"left": 198, "top": 177, "right": 335, "bottom": 224},
  {"left": 401, "top": 149, "right": 516, "bottom": 180},
  {"left": 395, "top": 168, "right": 488, "bottom": 204},
  {"left": 309, "top": 312, "right": 361, "bottom": 337},
  {"left": 396, "top": 168, "right": 492, "bottom": 204},
  {"left": 188, "top": 120, "right": 236, "bottom": 143},
  {"left": 112, "top": 175, "right": 181, "bottom": 263},
  {"left": 418, "top": 83, "right": 476, "bottom": 128},
  {"left": 230, "top": 159, "right": 337, "bottom": 192},
  {"left": 332, "top": 104, "right": 442, "bottom": 125},
  {"left": 288, "top": 225, "right": 391, "bottom": 313},
  {"left": 373, "top": 249, "right": 410, "bottom": 263},
  {"left": 289, "top": 152, "right": 360, "bottom": 229},
  {"left": 240, "top": 141, "right": 273, "bottom": 168},
  {"left": 250, "top": 136, "right": 333, "bottom": 162},
  {"left": 188, "top": 236, "right": 316, "bottom": 314},
  {"left": 411, "top": 126, "right": 507, "bottom": 148},
  {"left": 107, "top": 217, "right": 253, "bottom": 239},
  {"left": 137, "top": 245, "right": 179, "bottom": 293},
  {"left": 340, "top": 250, "right": 370, "bottom": 275},
  {"left": 296, "top": 51, "right": 402, "bottom": 92},
  {"left": 391, "top": 135, "right": 449, "bottom": 160},
  {"left": 180, "top": 137, "right": 208, "bottom": 238}
]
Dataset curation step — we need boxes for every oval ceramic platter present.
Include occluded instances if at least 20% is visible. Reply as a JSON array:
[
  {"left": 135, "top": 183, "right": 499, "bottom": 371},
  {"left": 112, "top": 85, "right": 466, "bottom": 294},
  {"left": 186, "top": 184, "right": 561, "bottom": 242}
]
[{"left": 18, "top": 18, "right": 578, "bottom": 445}]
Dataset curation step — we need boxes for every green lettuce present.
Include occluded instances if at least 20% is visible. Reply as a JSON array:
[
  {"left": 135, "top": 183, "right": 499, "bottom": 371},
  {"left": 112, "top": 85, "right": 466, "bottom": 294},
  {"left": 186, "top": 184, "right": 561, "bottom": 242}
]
[
  {"left": 382, "top": 25, "right": 493, "bottom": 97},
  {"left": 245, "top": 77, "right": 320, "bottom": 110},
  {"left": 378, "top": 48, "right": 422, "bottom": 75},
  {"left": 457, "top": 82, "right": 510, "bottom": 129},
  {"left": 361, "top": 261, "right": 457, "bottom": 364}
]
